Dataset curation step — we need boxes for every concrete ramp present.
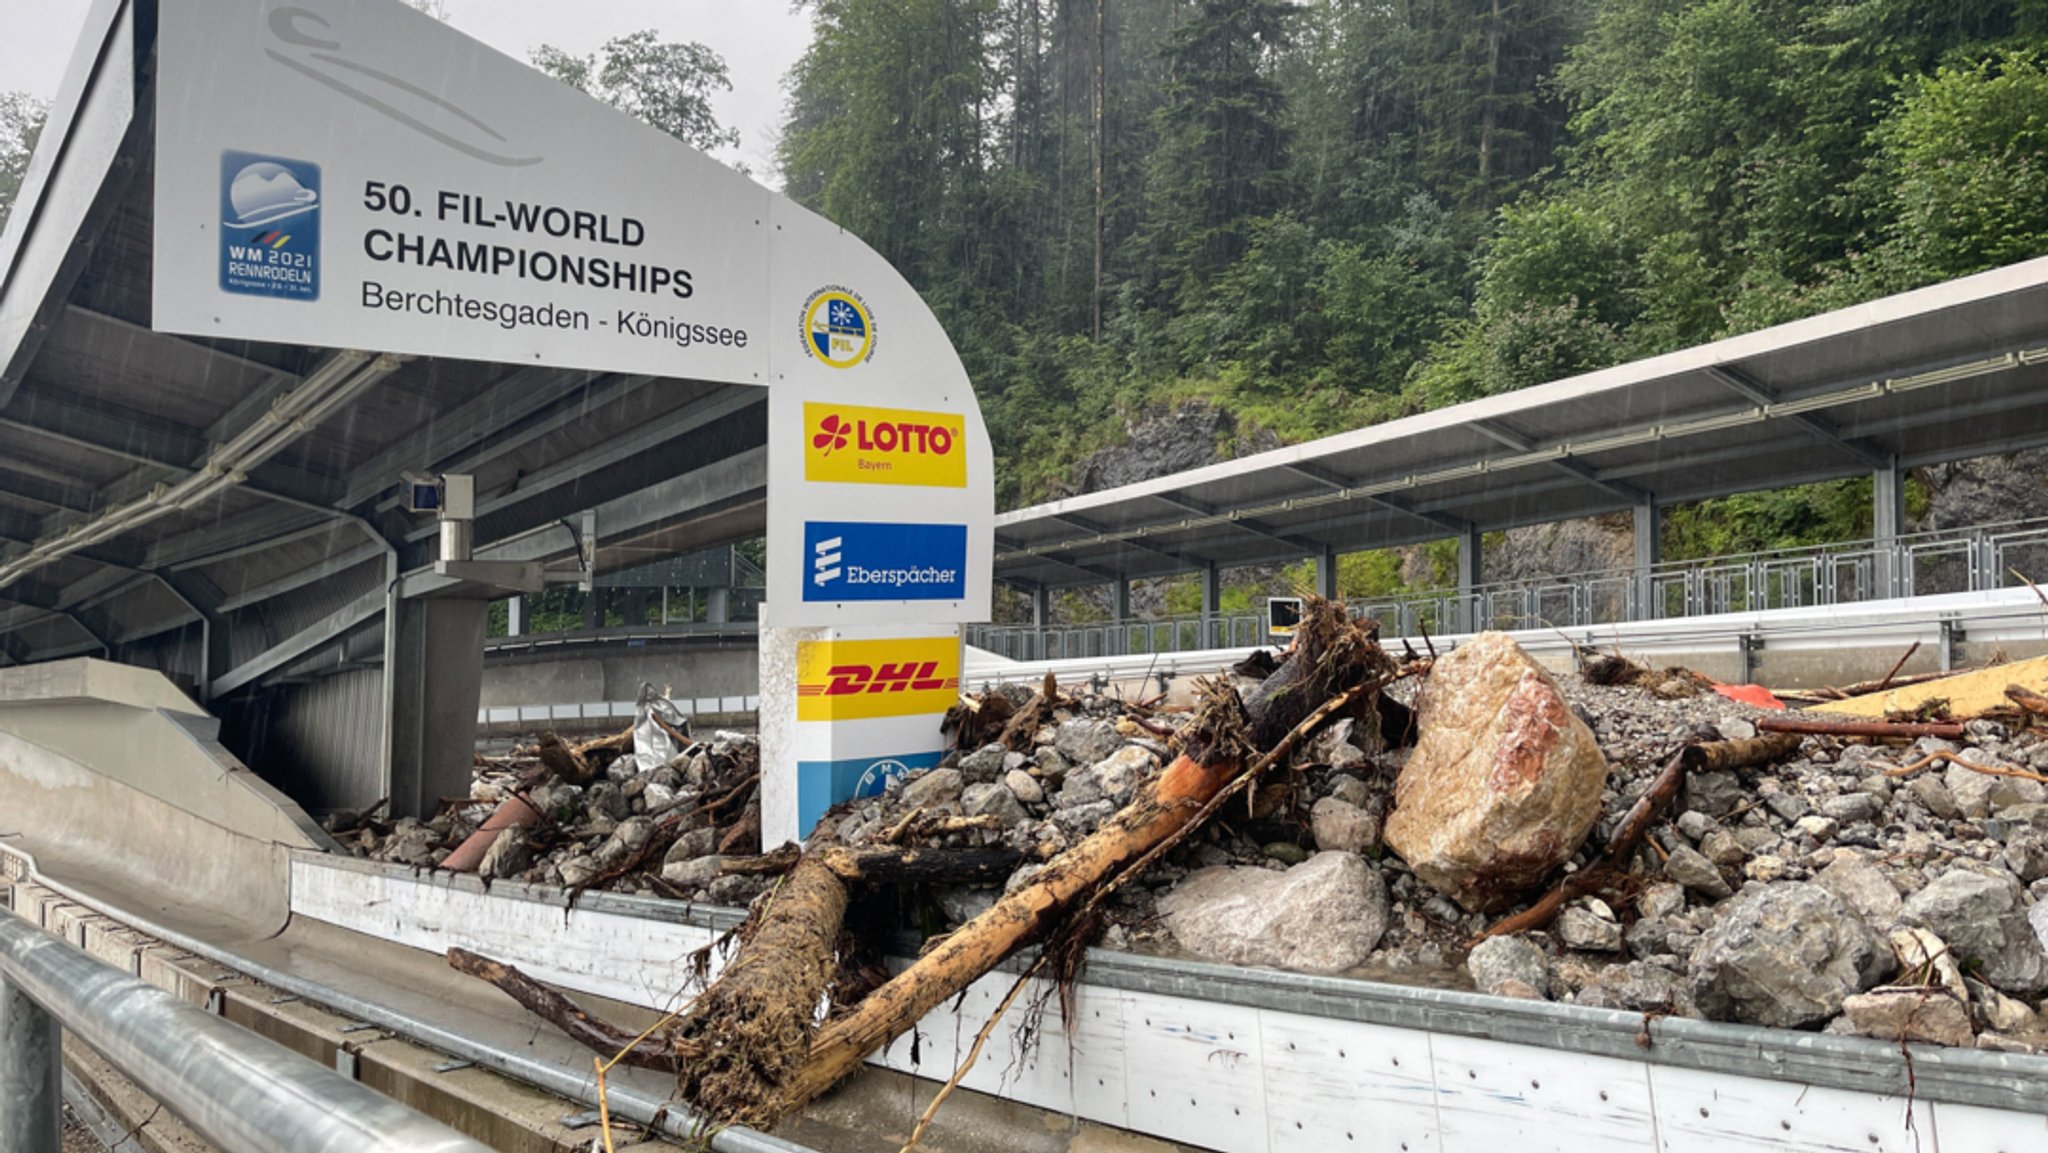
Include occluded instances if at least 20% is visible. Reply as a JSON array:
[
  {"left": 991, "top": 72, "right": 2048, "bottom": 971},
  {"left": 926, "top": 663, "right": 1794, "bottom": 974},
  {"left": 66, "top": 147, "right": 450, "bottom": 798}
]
[{"left": 0, "top": 659, "right": 332, "bottom": 939}]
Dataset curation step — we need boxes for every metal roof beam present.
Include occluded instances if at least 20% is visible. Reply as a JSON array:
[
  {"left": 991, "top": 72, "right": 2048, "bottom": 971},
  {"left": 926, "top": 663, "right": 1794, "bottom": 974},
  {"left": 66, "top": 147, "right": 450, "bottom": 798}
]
[
  {"left": 1045, "top": 512, "right": 1206, "bottom": 572},
  {"left": 209, "top": 586, "right": 387, "bottom": 700},
  {"left": 63, "top": 304, "right": 308, "bottom": 382},
  {"left": 1703, "top": 365, "right": 1888, "bottom": 470},
  {"left": 1279, "top": 461, "right": 1469, "bottom": 533},
  {"left": 1151, "top": 492, "right": 1328, "bottom": 557},
  {"left": 1470, "top": 419, "right": 1647, "bottom": 504},
  {"left": 0, "top": 464, "right": 100, "bottom": 515},
  {"left": 341, "top": 367, "right": 619, "bottom": 509}
]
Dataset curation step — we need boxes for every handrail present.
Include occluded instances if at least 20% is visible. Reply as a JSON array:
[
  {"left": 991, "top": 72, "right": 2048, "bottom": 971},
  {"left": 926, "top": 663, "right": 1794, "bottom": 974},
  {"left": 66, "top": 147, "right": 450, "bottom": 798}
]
[
  {"left": 971, "top": 513, "right": 2048, "bottom": 658},
  {"left": 0, "top": 913, "right": 492, "bottom": 1153}
]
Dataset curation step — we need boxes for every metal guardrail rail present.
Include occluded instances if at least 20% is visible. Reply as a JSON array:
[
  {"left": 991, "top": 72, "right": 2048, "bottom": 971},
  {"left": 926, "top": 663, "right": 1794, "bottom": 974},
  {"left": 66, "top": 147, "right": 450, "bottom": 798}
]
[
  {"left": 0, "top": 913, "right": 493, "bottom": 1153},
  {"left": 971, "top": 515, "right": 2048, "bottom": 660}
]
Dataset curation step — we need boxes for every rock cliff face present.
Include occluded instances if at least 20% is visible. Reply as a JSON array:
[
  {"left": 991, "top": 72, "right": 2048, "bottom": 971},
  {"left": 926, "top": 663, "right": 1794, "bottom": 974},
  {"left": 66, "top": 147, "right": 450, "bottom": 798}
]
[{"left": 1064, "top": 403, "right": 1279, "bottom": 496}]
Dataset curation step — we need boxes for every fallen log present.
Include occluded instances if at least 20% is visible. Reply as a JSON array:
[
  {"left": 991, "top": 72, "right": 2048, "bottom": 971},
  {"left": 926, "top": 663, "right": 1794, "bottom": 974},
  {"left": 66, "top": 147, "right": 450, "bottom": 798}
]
[
  {"left": 454, "top": 598, "right": 1393, "bottom": 1130},
  {"left": 1473, "top": 732, "right": 1800, "bottom": 943},
  {"left": 447, "top": 948, "right": 680, "bottom": 1069},
  {"left": 1758, "top": 716, "right": 1964, "bottom": 740}
]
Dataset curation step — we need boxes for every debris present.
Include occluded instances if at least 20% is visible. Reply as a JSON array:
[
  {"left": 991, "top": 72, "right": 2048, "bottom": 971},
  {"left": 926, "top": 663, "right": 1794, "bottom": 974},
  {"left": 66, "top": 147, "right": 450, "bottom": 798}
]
[
  {"left": 442, "top": 794, "right": 543, "bottom": 873},
  {"left": 1813, "top": 652, "right": 2048, "bottom": 720},
  {"left": 1757, "top": 716, "right": 1966, "bottom": 739},
  {"left": 1466, "top": 934, "right": 1551, "bottom": 999},
  {"left": 1157, "top": 851, "right": 1389, "bottom": 973},
  {"left": 1900, "top": 870, "right": 2048, "bottom": 996},
  {"left": 1840, "top": 987, "right": 1975, "bottom": 1047},
  {"left": 1384, "top": 632, "right": 1611, "bottom": 912},
  {"left": 1687, "top": 883, "right": 1891, "bottom": 1028}
]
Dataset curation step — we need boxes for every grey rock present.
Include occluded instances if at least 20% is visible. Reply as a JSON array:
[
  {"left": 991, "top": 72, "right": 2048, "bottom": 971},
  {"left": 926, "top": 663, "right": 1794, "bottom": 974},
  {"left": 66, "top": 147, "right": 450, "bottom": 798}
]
[
  {"left": 2003, "top": 832, "right": 2048, "bottom": 883},
  {"left": 1764, "top": 791, "right": 1811, "bottom": 822},
  {"left": 587, "top": 782, "right": 631, "bottom": 822},
  {"left": 1947, "top": 759, "right": 2047, "bottom": 818},
  {"left": 1051, "top": 800, "right": 1115, "bottom": 837},
  {"left": 1699, "top": 828, "right": 1749, "bottom": 868},
  {"left": 641, "top": 781, "right": 678, "bottom": 813},
  {"left": 1968, "top": 978, "right": 2038, "bottom": 1034},
  {"left": 1717, "top": 717, "right": 1758, "bottom": 741},
  {"left": 660, "top": 854, "right": 724, "bottom": 889},
  {"left": 937, "top": 886, "right": 999, "bottom": 923},
  {"left": 1309, "top": 718, "right": 1369, "bottom": 770},
  {"left": 1686, "top": 770, "right": 1744, "bottom": 818},
  {"left": 1004, "top": 769, "right": 1045, "bottom": 806},
  {"left": 1557, "top": 899, "right": 1625, "bottom": 953},
  {"left": 664, "top": 826, "right": 717, "bottom": 866},
  {"left": 963, "top": 781, "right": 1027, "bottom": 826},
  {"left": 378, "top": 819, "right": 439, "bottom": 867},
  {"left": 1311, "top": 796, "right": 1380, "bottom": 854},
  {"left": 1902, "top": 870, "right": 2048, "bottom": 995},
  {"left": 478, "top": 827, "right": 532, "bottom": 880},
  {"left": 595, "top": 815, "right": 655, "bottom": 867},
  {"left": 1821, "top": 793, "right": 1885, "bottom": 825},
  {"left": 1842, "top": 987, "right": 1975, "bottom": 1046},
  {"left": 959, "top": 743, "right": 1010, "bottom": 783},
  {"left": 901, "top": 768, "right": 964, "bottom": 810},
  {"left": 1664, "top": 845, "right": 1733, "bottom": 900},
  {"left": 1328, "top": 776, "right": 1373, "bottom": 809},
  {"left": 558, "top": 854, "right": 602, "bottom": 888},
  {"left": 1033, "top": 747, "right": 1070, "bottom": 782},
  {"left": 1676, "top": 811, "right": 1716, "bottom": 842},
  {"left": 1794, "top": 815, "right": 1839, "bottom": 842},
  {"left": 1054, "top": 718, "right": 1125, "bottom": 765},
  {"left": 1467, "top": 935, "right": 1551, "bottom": 999},
  {"left": 1816, "top": 853, "right": 1904, "bottom": 925},
  {"left": 1574, "top": 962, "right": 1694, "bottom": 1015},
  {"left": 1909, "top": 777, "right": 1961, "bottom": 819},
  {"left": 1688, "top": 883, "right": 1889, "bottom": 1028},
  {"left": 1159, "top": 852, "right": 1389, "bottom": 974},
  {"left": 1638, "top": 882, "right": 1687, "bottom": 920}
]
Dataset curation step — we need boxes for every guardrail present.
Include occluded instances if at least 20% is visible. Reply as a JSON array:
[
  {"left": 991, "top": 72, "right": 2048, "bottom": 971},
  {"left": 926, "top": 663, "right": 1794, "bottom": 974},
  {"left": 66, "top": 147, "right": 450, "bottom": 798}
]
[
  {"left": 0, "top": 913, "right": 493, "bottom": 1153},
  {"left": 971, "top": 515, "right": 2048, "bottom": 660}
]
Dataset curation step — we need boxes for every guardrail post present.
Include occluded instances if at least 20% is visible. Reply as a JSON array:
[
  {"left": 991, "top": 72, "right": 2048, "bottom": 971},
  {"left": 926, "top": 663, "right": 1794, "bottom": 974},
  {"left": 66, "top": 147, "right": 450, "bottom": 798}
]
[{"left": 0, "top": 972, "right": 61, "bottom": 1153}]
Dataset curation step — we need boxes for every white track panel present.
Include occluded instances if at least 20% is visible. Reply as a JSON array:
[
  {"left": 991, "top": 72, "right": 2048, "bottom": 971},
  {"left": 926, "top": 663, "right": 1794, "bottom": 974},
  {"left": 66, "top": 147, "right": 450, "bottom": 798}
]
[{"left": 290, "top": 858, "right": 2048, "bottom": 1153}]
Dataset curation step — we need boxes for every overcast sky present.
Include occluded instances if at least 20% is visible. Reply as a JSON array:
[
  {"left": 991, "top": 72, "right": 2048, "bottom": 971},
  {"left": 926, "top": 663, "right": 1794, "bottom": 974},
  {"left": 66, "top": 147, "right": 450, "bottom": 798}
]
[{"left": 0, "top": 0, "right": 814, "bottom": 179}]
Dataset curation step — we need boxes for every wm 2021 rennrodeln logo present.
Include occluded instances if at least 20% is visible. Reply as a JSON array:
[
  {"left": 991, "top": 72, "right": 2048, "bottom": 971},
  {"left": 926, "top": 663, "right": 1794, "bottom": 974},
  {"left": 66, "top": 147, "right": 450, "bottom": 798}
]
[
  {"left": 220, "top": 151, "right": 320, "bottom": 301},
  {"left": 799, "top": 286, "right": 875, "bottom": 368}
]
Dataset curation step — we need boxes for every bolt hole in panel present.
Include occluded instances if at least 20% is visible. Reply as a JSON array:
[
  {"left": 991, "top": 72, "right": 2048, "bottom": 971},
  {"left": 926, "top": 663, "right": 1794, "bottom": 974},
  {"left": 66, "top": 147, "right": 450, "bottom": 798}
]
[
  {"left": 1430, "top": 1032, "right": 1653, "bottom": 1153},
  {"left": 1648, "top": 1064, "right": 1935, "bottom": 1153}
]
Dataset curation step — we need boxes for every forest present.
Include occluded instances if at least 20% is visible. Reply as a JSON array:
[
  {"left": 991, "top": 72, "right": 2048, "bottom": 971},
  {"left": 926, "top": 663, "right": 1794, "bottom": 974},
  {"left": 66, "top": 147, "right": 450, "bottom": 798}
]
[{"left": 774, "top": 0, "right": 2048, "bottom": 600}]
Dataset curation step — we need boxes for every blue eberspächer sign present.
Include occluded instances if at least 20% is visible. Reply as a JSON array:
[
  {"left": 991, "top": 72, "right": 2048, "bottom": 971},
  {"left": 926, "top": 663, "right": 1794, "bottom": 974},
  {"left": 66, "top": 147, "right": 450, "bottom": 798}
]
[
  {"left": 803, "top": 520, "right": 966, "bottom": 602},
  {"left": 219, "top": 150, "right": 321, "bottom": 300}
]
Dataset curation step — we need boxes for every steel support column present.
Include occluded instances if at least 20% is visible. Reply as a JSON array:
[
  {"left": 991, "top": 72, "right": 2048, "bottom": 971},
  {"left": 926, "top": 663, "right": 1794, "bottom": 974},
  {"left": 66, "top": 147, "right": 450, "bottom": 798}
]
[
  {"left": 1633, "top": 499, "right": 1660, "bottom": 621},
  {"left": 385, "top": 594, "right": 491, "bottom": 820},
  {"left": 1456, "top": 526, "right": 1482, "bottom": 631},
  {"left": 1318, "top": 545, "right": 1339, "bottom": 601},
  {"left": 706, "top": 587, "right": 730, "bottom": 625},
  {"left": 1875, "top": 457, "right": 1905, "bottom": 597},
  {"left": 0, "top": 973, "right": 61, "bottom": 1153},
  {"left": 506, "top": 596, "right": 526, "bottom": 636},
  {"left": 1111, "top": 577, "right": 1131, "bottom": 623},
  {"left": 1031, "top": 584, "right": 1050, "bottom": 628}
]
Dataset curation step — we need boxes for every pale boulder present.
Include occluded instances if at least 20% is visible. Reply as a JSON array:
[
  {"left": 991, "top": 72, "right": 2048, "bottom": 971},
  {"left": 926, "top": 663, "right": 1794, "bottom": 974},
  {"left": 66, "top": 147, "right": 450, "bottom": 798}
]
[{"left": 1383, "top": 633, "right": 1611, "bottom": 911}]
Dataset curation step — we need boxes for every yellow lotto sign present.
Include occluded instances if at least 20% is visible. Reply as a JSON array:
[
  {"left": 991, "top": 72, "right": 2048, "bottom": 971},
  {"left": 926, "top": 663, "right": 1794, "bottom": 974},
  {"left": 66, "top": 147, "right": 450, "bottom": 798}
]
[
  {"left": 805, "top": 402, "right": 967, "bottom": 488},
  {"left": 795, "top": 636, "right": 961, "bottom": 722}
]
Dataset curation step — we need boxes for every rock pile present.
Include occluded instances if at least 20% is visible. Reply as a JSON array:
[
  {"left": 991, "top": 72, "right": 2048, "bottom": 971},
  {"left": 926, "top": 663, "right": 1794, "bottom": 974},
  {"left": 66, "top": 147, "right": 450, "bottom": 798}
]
[{"left": 341, "top": 632, "right": 2048, "bottom": 1054}]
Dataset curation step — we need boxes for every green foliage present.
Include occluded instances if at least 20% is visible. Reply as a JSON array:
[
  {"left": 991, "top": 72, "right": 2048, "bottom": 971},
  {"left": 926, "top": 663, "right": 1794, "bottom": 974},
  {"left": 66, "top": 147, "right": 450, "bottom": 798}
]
[
  {"left": 775, "top": 0, "right": 2048, "bottom": 584},
  {"left": 532, "top": 31, "right": 739, "bottom": 153}
]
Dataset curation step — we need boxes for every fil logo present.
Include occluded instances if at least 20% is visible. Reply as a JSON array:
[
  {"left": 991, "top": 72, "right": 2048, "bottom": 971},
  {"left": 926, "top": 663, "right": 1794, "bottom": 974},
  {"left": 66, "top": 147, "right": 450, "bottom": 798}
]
[
  {"left": 219, "top": 151, "right": 320, "bottom": 301},
  {"left": 813, "top": 534, "right": 844, "bottom": 587}
]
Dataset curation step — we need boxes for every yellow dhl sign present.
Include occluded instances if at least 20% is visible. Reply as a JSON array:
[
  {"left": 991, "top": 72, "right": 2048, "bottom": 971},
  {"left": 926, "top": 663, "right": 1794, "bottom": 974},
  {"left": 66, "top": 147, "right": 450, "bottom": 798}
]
[
  {"left": 804, "top": 402, "right": 967, "bottom": 488},
  {"left": 796, "top": 636, "right": 961, "bottom": 722}
]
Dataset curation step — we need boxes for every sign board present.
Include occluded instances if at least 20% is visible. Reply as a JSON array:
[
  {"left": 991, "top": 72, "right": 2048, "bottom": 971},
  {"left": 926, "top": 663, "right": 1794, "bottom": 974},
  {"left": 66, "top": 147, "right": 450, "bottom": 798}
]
[
  {"left": 155, "top": 0, "right": 994, "bottom": 840},
  {"left": 153, "top": 0, "right": 991, "bottom": 631},
  {"left": 1268, "top": 596, "right": 1303, "bottom": 639}
]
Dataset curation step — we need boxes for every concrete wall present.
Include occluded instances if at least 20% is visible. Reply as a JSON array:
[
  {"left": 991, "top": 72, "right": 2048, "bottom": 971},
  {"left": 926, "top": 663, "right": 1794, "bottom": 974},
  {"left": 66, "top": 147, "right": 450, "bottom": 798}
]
[{"left": 479, "top": 642, "right": 758, "bottom": 708}]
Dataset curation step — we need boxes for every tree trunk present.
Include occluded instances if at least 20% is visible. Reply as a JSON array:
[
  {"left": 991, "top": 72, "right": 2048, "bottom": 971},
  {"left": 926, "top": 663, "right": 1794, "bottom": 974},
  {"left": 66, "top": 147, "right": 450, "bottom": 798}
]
[{"left": 1091, "top": 0, "right": 1105, "bottom": 343}]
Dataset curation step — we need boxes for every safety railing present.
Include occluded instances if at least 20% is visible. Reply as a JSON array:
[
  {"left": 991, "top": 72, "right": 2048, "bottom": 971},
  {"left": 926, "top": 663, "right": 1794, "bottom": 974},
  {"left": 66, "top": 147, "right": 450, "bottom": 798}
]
[
  {"left": 0, "top": 912, "right": 493, "bottom": 1153},
  {"left": 969, "top": 515, "right": 2048, "bottom": 660}
]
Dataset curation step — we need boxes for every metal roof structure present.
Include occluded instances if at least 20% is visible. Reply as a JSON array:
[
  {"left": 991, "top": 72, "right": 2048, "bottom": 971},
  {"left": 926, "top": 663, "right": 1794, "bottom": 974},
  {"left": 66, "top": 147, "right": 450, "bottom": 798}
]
[
  {"left": 0, "top": 0, "right": 766, "bottom": 693},
  {"left": 994, "top": 256, "right": 2048, "bottom": 589}
]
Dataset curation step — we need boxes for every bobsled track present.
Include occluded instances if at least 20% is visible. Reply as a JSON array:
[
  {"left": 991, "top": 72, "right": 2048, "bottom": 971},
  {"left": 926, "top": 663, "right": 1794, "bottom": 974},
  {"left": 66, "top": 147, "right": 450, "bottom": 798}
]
[{"left": 6, "top": 614, "right": 2048, "bottom": 1153}]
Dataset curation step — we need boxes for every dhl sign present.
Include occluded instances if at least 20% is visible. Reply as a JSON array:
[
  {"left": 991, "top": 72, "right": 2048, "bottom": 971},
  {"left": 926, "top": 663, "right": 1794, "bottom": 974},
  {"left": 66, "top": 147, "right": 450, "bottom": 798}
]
[
  {"left": 805, "top": 402, "right": 966, "bottom": 488},
  {"left": 795, "top": 636, "right": 961, "bottom": 722}
]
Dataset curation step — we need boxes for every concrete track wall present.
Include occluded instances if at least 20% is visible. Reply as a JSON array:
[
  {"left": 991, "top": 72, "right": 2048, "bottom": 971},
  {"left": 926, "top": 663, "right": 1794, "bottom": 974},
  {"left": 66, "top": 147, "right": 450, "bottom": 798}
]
[{"left": 479, "top": 643, "right": 758, "bottom": 709}]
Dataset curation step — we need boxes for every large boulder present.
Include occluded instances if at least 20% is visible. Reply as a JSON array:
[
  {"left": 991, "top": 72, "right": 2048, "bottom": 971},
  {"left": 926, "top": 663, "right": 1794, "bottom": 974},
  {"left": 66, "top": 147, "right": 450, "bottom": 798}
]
[
  {"left": 1901, "top": 869, "right": 2048, "bottom": 996},
  {"left": 1158, "top": 852, "right": 1388, "bottom": 974},
  {"left": 1383, "top": 632, "right": 1610, "bottom": 911},
  {"left": 1687, "top": 883, "right": 1891, "bottom": 1028}
]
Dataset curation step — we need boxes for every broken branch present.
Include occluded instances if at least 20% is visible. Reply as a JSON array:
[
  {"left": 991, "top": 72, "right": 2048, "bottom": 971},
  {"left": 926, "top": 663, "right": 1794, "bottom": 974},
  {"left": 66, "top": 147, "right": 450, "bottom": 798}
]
[{"left": 1758, "top": 716, "right": 1964, "bottom": 740}]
